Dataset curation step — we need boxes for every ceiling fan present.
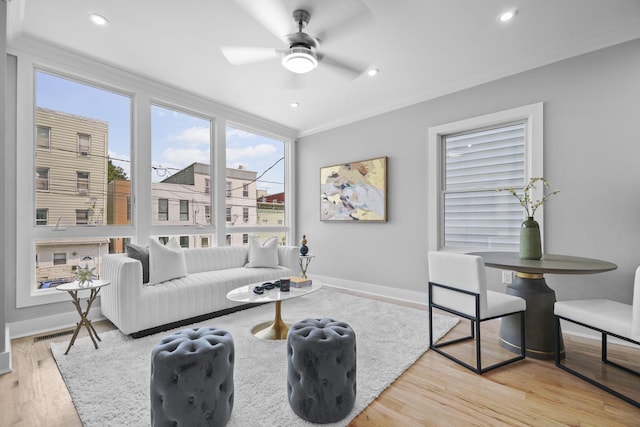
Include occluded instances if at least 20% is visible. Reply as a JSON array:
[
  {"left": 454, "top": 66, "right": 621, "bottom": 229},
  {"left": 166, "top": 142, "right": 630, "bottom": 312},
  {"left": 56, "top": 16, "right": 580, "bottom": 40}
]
[{"left": 221, "top": 0, "right": 371, "bottom": 77}]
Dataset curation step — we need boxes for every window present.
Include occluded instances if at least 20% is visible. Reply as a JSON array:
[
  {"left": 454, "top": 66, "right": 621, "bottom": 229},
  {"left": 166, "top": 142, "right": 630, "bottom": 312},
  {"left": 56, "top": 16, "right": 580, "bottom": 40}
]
[
  {"left": 205, "top": 205, "right": 211, "bottom": 224},
  {"left": 158, "top": 236, "right": 169, "bottom": 245},
  {"left": 180, "top": 236, "right": 189, "bottom": 248},
  {"left": 53, "top": 253, "right": 67, "bottom": 265},
  {"left": 36, "top": 209, "right": 48, "bottom": 225},
  {"left": 36, "top": 126, "right": 50, "bottom": 150},
  {"left": 36, "top": 167, "right": 49, "bottom": 191},
  {"left": 226, "top": 207, "right": 232, "bottom": 222},
  {"left": 277, "top": 219, "right": 283, "bottom": 225},
  {"left": 158, "top": 199, "right": 168, "bottom": 221},
  {"left": 242, "top": 234, "right": 249, "bottom": 244},
  {"left": 428, "top": 103, "right": 543, "bottom": 252},
  {"left": 151, "top": 105, "right": 211, "bottom": 226},
  {"left": 76, "top": 209, "right": 89, "bottom": 225},
  {"left": 205, "top": 178, "right": 210, "bottom": 194},
  {"left": 77, "top": 172, "right": 89, "bottom": 195},
  {"left": 226, "top": 125, "right": 286, "bottom": 246},
  {"left": 226, "top": 234, "right": 231, "bottom": 245},
  {"left": 180, "top": 200, "right": 189, "bottom": 221},
  {"left": 78, "top": 133, "right": 91, "bottom": 157},
  {"left": 201, "top": 237, "right": 209, "bottom": 248},
  {"left": 127, "top": 197, "right": 131, "bottom": 221}
]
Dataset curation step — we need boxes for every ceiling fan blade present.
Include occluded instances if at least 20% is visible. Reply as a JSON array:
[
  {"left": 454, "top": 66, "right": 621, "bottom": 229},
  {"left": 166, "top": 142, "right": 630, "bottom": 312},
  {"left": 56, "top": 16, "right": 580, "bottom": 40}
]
[
  {"left": 235, "top": 0, "right": 291, "bottom": 43},
  {"left": 315, "top": 1, "right": 373, "bottom": 46},
  {"left": 221, "top": 46, "right": 281, "bottom": 65},
  {"left": 318, "top": 52, "right": 368, "bottom": 78}
]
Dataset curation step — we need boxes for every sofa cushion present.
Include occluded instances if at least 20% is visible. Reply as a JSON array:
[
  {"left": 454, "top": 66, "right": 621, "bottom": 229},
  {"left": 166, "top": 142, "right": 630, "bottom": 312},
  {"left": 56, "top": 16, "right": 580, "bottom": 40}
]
[
  {"left": 125, "top": 243, "right": 149, "bottom": 284},
  {"left": 245, "top": 236, "right": 279, "bottom": 268},
  {"left": 149, "top": 237, "right": 187, "bottom": 285}
]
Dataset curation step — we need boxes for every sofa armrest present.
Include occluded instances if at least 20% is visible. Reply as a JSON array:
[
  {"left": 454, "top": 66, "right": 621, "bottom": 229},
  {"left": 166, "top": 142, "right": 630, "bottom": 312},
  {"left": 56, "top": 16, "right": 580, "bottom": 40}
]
[
  {"left": 100, "top": 254, "right": 143, "bottom": 335},
  {"left": 278, "top": 246, "right": 300, "bottom": 274}
]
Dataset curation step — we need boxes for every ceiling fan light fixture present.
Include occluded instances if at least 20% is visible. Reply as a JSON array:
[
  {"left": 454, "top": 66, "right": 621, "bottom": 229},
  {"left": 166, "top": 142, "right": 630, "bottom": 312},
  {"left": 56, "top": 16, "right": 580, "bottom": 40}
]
[{"left": 282, "top": 47, "right": 318, "bottom": 74}]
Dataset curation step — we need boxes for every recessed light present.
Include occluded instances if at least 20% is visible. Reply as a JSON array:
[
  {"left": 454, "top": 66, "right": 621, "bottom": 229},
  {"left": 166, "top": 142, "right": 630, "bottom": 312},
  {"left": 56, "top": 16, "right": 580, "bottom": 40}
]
[
  {"left": 89, "top": 13, "right": 109, "bottom": 26},
  {"left": 367, "top": 68, "right": 379, "bottom": 77},
  {"left": 498, "top": 9, "right": 517, "bottom": 22},
  {"left": 290, "top": 101, "right": 300, "bottom": 108}
]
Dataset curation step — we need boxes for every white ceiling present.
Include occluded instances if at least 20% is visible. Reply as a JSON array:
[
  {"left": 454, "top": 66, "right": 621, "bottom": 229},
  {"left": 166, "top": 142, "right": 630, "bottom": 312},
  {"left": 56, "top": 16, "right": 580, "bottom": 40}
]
[{"left": 7, "top": 0, "right": 640, "bottom": 136}]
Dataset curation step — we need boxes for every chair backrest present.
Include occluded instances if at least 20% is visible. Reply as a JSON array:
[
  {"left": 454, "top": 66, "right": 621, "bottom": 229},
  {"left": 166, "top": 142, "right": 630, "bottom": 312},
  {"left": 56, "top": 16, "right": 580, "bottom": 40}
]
[
  {"left": 428, "top": 251, "right": 488, "bottom": 317},
  {"left": 633, "top": 266, "right": 640, "bottom": 340}
]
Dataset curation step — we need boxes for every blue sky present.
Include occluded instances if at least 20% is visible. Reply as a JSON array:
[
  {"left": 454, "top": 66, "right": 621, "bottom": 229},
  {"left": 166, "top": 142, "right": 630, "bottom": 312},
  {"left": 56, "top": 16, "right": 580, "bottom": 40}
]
[{"left": 36, "top": 71, "right": 285, "bottom": 193}]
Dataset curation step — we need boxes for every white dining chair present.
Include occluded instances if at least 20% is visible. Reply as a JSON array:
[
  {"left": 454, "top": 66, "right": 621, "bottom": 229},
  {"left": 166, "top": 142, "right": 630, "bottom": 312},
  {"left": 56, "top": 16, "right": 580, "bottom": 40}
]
[
  {"left": 554, "top": 266, "right": 640, "bottom": 408},
  {"left": 428, "top": 251, "right": 526, "bottom": 374}
]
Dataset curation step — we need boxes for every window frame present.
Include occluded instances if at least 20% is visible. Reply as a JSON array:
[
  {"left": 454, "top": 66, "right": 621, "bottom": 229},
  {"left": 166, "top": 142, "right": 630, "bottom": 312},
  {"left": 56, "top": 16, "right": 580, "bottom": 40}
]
[
  {"left": 77, "top": 132, "right": 91, "bottom": 157},
  {"left": 76, "top": 171, "right": 90, "bottom": 195},
  {"left": 36, "top": 208, "right": 48, "bottom": 225},
  {"left": 427, "top": 103, "right": 544, "bottom": 253},
  {"left": 36, "top": 125, "right": 50, "bottom": 150},
  {"left": 36, "top": 167, "right": 49, "bottom": 192},
  {"left": 14, "top": 49, "right": 296, "bottom": 309},
  {"left": 179, "top": 199, "right": 189, "bottom": 221},
  {"left": 158, "top": 198, "right": 169, "bottom": 221}
]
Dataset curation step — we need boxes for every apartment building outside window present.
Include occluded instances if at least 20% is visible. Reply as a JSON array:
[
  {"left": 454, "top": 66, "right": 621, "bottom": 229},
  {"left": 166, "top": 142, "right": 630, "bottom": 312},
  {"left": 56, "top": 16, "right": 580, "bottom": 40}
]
[
  {"left": 36, "top": 126, "right": 50, "bottom": 150},
  {"left": 76, "top": 172, "right": 89, "bottom": 195},
  {"left": 78, "top": 133, "right": 91, "bottom": 157},
  {"left": 180, "top": 200, "right": 189, "bottom": 221},
  {"left": 158, "top": 198, "right": 169, "bottom": 221}
]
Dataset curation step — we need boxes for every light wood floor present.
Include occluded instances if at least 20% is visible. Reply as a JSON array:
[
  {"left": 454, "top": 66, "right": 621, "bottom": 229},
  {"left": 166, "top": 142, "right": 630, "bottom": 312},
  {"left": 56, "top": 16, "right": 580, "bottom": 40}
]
[{"left": 1, "top": 307, "right": 639, "bottom": 426}]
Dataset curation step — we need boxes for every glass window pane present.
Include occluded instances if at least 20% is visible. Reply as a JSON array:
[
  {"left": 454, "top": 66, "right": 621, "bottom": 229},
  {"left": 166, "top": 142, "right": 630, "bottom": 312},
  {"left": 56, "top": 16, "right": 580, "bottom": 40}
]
[
  {"left": 151, "top": 105, "right": 211, "bottom": 226},
  {"left": 226, "top": 126, "right": 286, "bottom": 245},
  {"left": 35, "top": 71, "right": 132, "bottom": 227}
]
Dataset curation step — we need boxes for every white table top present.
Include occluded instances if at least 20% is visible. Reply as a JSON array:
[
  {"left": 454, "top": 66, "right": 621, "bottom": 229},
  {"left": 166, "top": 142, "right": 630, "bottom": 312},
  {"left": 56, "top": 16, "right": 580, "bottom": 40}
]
[
  {"left": 226, "top": 280, "right": 322, "bottom": 304},
  {"left": 56, "top": 279, "right": 111, "bottom": 292}
]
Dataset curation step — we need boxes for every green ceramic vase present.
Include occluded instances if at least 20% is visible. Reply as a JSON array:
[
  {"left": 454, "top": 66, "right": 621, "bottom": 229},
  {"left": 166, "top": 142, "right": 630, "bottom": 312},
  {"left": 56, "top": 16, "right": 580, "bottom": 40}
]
[{"left": 520, "top": 217, "right": 542, "bottom": 260}]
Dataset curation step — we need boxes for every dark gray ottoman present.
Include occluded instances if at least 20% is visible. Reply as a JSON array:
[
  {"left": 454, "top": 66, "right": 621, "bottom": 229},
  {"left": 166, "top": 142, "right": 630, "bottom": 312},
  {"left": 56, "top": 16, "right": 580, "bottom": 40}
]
[
  {"left": 287, "top": 318, "right": 356, "bottom": 423},
  {"left": 150, "top": 327, "right": 234, "bottom": 427}
]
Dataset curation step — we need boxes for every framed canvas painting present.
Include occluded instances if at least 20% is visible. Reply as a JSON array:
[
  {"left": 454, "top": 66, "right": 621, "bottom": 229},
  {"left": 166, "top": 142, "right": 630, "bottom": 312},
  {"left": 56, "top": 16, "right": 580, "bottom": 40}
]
[{"left": 320, "top": 156, "right": 387, "bottom": 222}]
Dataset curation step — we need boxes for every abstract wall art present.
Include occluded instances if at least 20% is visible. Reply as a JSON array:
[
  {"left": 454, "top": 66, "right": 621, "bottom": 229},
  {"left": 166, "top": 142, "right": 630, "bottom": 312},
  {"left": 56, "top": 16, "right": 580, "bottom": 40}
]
[{"left": 320, "top": 156, "right": 387, "bottom": 222}]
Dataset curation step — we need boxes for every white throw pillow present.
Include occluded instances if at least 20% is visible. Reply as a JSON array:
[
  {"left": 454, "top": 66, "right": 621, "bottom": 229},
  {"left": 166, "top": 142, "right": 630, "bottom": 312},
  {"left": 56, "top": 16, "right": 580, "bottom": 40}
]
[
  {"left": 245, "top": 236, "right": 279, "bottom": 268},
  {"left": 148, "top": 237, "right": 187, "bottom": 285}
]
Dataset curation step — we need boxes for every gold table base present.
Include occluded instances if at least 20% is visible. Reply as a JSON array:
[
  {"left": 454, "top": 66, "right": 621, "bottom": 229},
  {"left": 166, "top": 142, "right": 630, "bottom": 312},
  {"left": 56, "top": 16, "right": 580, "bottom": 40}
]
[{"left": 251, "top": 300, "right": 289, "bottom": 340}]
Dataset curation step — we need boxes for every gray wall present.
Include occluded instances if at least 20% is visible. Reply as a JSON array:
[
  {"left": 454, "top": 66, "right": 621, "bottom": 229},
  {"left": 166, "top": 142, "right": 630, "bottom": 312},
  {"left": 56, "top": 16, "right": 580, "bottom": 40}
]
[{"left": 297, "top": 38, "right": 640, "bottom": 304}]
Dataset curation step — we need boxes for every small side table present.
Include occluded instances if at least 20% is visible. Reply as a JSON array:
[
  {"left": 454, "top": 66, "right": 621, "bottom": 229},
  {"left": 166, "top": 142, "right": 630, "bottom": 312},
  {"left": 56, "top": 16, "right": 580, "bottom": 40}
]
[
  {"left": 56, "top": 280, "right": 111, "bottom": 355},
  {"left": 299, "top": 254, "right": 315, "bottom": 279}
]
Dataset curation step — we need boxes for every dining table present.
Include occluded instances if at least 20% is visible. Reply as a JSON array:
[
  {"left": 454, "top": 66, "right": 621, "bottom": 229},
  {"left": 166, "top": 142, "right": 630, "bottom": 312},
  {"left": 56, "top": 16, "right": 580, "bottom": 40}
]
[{"left": 469, "top": 252, "right": 617, "bottom": 360}]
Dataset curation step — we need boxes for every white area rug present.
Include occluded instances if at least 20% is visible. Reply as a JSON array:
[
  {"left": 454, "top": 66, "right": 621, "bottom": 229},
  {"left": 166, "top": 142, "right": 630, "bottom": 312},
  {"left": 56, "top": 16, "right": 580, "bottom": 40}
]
[{"left": 51, "top": 288, "right": 458, "bottom": 427}]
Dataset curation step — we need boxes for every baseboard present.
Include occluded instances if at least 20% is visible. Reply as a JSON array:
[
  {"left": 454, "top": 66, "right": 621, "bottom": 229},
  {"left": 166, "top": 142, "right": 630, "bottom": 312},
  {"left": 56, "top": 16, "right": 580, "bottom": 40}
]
[
  {"left": 8, "top": 309, "right": 106, "bottom": 339},
  {"left": 0, "top": 326, "right": 12, "bottom": 375},
  {"left": 311, "top": 274, "right": 428, "bottom": 308}
]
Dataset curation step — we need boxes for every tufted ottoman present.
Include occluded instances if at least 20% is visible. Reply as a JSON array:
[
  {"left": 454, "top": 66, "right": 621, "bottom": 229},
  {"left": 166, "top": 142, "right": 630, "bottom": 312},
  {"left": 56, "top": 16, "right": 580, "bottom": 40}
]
[
  {"left": 287, "top": 318, "right": 357, "bottom": 423},
  {"left": 150, "top": 327, "right": 234, "bottom": 427}
]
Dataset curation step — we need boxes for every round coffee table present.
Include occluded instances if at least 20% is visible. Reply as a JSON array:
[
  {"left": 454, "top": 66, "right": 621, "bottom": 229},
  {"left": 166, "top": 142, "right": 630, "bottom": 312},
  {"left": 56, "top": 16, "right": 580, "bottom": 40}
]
[{"left": 226, "top": 280, "right": 323, "bottom": 340}]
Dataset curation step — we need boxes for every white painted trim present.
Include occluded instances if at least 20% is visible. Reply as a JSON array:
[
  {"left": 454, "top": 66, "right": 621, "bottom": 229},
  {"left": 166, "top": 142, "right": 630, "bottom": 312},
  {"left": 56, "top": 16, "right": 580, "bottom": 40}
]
[
  {"left": 8, "top": 308, "right": 106, "bottom": 339},
  {"left": 312, "top": 274, "right": 428, "bottom": 308},
  {"left": 0, "top": 327, "right": 11, "bottom": 375}
]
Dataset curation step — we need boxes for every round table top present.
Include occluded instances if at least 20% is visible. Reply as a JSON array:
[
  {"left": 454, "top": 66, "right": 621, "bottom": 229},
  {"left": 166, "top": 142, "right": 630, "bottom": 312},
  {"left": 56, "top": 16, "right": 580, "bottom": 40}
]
[
  {"left": 56, "top": 279, "right": 111, "bottom": 291},
  {"left": 468, "top": 252, "right": 617, "bottom": 275},
  {"left": 226, "top": 280, "right": 323, "bottom": 304}
]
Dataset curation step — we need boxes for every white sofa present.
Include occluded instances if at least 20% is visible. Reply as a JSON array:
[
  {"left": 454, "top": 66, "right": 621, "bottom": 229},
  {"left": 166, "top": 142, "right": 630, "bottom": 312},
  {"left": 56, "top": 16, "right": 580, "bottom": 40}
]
[{"left": 100, "top": 245, "right": 299, "bottom": 336}]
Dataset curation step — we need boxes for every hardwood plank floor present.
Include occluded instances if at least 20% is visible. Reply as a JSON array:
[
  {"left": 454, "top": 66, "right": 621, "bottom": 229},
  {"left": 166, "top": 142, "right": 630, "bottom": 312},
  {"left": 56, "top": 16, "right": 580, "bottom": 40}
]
[{"left": 1, "top": 305, "right": 638, "bottom": 426}]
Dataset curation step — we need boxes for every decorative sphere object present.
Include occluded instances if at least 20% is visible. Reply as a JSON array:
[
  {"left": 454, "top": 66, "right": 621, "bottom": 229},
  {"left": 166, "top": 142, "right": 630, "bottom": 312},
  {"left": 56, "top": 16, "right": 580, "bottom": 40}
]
[{"left": 300, "top": 235, "right": 309, "bottom": 255}]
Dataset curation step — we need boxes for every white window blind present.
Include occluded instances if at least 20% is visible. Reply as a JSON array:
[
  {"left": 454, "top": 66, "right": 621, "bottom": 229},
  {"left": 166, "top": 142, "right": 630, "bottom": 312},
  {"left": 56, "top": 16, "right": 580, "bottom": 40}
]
[{"left": 443, "top": 122, "right": 525, "bottom": 249}]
